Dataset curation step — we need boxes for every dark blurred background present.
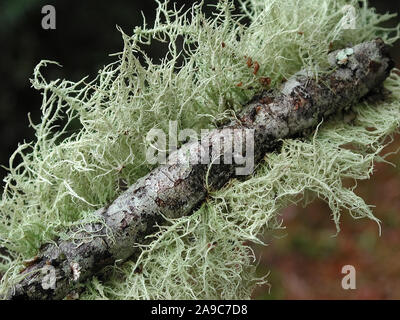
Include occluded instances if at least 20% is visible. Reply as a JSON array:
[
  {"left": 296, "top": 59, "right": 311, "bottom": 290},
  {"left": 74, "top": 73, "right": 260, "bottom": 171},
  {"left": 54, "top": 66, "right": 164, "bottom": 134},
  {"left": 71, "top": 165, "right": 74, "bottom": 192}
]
[{"left": 0, "top": 0, "right": 399, "bottom": 299}]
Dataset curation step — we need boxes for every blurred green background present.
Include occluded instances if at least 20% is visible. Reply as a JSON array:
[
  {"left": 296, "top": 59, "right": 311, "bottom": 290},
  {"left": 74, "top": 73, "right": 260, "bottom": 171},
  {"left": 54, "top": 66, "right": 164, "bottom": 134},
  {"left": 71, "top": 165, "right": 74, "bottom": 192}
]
[{"left": 0, "top": 0, "right": 399, "bottom": 299}]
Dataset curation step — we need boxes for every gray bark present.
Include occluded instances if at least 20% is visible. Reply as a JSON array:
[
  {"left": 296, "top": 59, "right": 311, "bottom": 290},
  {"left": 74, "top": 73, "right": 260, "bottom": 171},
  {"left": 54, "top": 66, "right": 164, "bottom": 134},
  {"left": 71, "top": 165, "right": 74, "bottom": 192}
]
[{"left": 6, "top": 39, "right": 394, "bottom": 299}]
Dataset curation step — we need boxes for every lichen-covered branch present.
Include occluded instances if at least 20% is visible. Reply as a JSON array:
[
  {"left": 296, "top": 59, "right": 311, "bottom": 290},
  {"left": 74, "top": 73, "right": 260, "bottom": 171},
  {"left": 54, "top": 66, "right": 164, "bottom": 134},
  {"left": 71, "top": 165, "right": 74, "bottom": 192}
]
[{"left": 7, "top": 39, "right": 394, "bottom": 299}]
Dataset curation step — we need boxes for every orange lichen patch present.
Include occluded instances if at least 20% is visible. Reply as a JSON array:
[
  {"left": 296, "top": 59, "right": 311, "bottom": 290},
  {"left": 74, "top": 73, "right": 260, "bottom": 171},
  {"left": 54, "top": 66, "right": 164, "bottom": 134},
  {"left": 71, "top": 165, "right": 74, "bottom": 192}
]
[
  {"left": 259, "top": 77, "right": 271, "bottom": 86},
  {"left": 293, "top": 96, "right": 307, "bottom": 110},
  {"left": 253, "top": 61, "right": 260, "bottom": 75},
  {"left": 246, "top": 57, "right": 253, "bottom": 68}
]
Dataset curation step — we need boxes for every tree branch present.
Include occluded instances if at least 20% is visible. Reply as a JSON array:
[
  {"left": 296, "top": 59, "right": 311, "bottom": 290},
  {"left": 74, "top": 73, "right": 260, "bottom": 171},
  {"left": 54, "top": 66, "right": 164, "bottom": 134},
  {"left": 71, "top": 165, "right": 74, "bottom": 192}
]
[{"left": 6, "top": 39, "right": 394, "bottom": 299}]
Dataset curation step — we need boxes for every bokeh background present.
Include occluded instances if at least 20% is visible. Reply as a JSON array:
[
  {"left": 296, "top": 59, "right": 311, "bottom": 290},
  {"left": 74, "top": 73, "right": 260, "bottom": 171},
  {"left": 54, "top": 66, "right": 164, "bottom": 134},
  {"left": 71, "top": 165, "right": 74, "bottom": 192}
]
[{"left": 0, "top": 0, "right": 399, "bottom": 299}]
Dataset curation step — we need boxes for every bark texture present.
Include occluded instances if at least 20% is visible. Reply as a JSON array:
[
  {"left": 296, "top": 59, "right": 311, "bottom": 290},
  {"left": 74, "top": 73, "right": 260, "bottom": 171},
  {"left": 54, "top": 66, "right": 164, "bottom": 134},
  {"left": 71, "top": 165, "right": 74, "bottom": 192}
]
[{"left": 7, "top": 39, "right": 394, "bottom": 299}]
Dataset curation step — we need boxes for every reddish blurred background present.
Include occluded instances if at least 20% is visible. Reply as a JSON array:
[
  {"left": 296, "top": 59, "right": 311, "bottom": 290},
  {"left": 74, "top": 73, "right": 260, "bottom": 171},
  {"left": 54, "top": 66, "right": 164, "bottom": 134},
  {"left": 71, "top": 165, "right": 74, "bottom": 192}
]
[{"left": 0, "top": 0, "right": 399, "bottom": 299}]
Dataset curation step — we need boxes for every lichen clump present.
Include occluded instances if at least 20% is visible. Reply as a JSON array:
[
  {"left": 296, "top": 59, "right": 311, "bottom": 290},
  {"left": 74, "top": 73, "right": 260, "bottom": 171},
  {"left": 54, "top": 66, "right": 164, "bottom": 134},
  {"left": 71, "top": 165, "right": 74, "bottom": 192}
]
[{"left": 1, "top": 0, "right": 400, "bottom": 299}]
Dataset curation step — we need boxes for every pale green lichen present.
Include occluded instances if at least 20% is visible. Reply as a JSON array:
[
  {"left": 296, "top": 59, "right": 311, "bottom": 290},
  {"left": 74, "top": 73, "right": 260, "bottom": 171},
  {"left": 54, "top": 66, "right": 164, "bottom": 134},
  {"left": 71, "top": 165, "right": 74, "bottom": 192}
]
[
  {"left": 1, "top": 0, "right": 400, "bottom": 299},
  {"left": 336, "top": 47, "right": 354, "bottom": 64}
]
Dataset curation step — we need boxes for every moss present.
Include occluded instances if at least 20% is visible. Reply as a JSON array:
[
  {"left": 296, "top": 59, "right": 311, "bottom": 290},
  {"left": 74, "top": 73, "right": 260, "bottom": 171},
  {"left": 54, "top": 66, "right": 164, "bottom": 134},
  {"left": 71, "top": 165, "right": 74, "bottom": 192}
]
[{"left": 1, "top": 0, "right": 400, "bottom": 299}]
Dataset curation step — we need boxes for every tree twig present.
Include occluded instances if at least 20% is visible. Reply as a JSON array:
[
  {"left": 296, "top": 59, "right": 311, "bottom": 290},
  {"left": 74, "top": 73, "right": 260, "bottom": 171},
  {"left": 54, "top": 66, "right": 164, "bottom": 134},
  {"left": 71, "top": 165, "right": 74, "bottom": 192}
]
[{"left": 6, "top": 39, "right": 394, "bottom": 299}]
